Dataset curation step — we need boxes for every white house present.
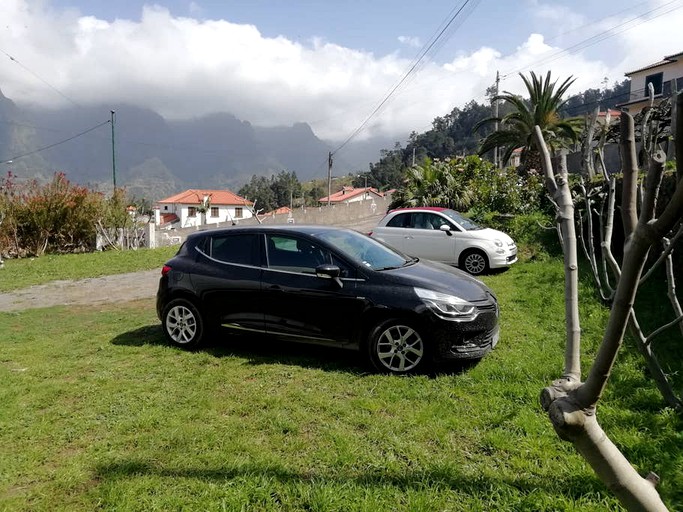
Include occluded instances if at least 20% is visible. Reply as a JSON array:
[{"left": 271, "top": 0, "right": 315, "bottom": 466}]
[
  {"left": 318, "top": 186, "right": 384, "bottom": 205},
  {"left": 154, "top": 189, "right": 253, "bottom": 228},
  {"left": 617, "top": 51, "right": 683, "bottom": 113}
]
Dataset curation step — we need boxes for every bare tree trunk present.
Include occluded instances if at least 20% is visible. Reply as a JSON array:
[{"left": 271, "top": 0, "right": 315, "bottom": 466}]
[
  {"left": 620, "top": 113, "right": 639, "bottom": 238},
  {"left": 535, "top": 133, "right": 581, "bottom": 382},
  {"left": 582, "top": 106, "right": 599, "bottom": 178},
  {"left": 534, "top": 118, "right": 674, "bottom": 511}
]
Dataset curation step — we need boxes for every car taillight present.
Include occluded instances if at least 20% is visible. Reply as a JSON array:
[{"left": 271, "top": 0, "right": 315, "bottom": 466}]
[
  {"left": 161, "top": 265, "right": 172, "bottom": 277},
  {"left": 367, "top": 231, "right": 373, "bottom": 236}
]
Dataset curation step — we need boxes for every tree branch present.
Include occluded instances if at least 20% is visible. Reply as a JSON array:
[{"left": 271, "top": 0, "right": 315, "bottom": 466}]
[{"left": 620, "top": 113, "right": 639, "bottom": 239}]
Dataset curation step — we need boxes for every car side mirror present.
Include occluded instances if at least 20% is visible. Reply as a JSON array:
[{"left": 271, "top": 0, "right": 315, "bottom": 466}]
[
  {"left": 315, "top": 264, "right": 343, "bottom": 288},
  {"left": 439, "top": 224, "right": 453, "bottom": 236}
]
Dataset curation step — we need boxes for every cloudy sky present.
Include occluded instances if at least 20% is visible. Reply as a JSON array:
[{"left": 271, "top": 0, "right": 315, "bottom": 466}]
[{"left": 1, "top": 0, "right": 682, "bottom": 148}]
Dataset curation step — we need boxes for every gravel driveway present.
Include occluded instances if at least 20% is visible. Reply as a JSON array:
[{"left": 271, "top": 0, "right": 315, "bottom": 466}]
[
  {"left": 0, "top": 216, "right": 384, "bottom": 312},
  {"left": 0, "top": 270, "right": 161, "bottom": 312}
]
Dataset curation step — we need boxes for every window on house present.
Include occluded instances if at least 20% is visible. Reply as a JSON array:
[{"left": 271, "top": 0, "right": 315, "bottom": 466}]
[
  {"left": 163, "top": 205, "right": 168, "bottom": 211},
  {"left": 644, "top": 72, "right": 663, "bottom": 96},
  {"left": 188, "top": 207, "right": 197, "bottom": 217},
  {"left": 210, "top": 207, "right": 219, "bottom": 217},
  {"left": 235, "top": 207, "right": 243, "bottom": 219}
]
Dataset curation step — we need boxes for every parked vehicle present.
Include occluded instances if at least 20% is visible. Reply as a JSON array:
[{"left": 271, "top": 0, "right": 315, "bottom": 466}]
[
  {"left": 157, "top": 225, "right": 500, "bottom": 374},
  {"left": 369, "top": 207, "right": 517, "bottom": 275}
]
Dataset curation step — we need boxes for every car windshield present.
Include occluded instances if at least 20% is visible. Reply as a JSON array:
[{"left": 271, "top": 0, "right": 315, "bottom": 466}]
[
  {"left": 440, "top": 209, "right": 482, "bottom": 230},
  {"left": 314, "top": 229, "right": 413, "bottom": 271}
]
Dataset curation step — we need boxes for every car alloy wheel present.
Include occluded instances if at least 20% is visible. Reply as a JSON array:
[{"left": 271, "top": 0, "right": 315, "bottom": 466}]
[
  {"left": 370, "top": 321, "right": 426, "bottom": 374},
  {"left": 162, "top": 298, "right": 205, "bottom": 349},
  {"left": 462, "top": 251, "right": 488, "bottom": 275}
]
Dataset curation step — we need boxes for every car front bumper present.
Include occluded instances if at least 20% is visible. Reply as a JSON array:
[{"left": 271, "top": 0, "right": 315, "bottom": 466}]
[
  {"left": 488, "top": 247, "right": 518, "bottom": 269},
  {"left": 426, "top": 306, "right": 500, "bottom": 362}
]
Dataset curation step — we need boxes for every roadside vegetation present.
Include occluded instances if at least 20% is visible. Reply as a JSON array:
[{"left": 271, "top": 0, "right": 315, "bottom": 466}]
[{"left": 1, "top": 257, "right": 680, "bottom": 511}]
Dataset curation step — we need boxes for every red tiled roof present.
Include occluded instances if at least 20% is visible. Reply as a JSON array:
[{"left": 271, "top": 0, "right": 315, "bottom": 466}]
[
  {"left": 268, "top": 206, "right": 292, "bottom": 216},
  {"left": 160, "top": 213, "right": 179, "bottom": 226},
  {"left": 319, "top": 187, "right": 383, "bottom": 203},
  {"left": 157, "top": 189, "right": 252, "bottom": 206},
  {"left": 597, "top": 109, "right": 621, "bottom": 117}
]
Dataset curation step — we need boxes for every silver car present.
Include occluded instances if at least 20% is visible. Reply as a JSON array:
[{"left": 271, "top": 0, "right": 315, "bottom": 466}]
[{"left": 370, "top": 207, "right": 517, "bottom": 275}]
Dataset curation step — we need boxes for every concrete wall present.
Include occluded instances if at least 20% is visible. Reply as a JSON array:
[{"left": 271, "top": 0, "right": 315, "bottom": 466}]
[{"left": 150, "top": 194, "right": 393, "bottom": 248}]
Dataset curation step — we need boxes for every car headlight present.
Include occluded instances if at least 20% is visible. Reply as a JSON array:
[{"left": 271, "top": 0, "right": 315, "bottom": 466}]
[
  {"left": 494, "top": 239, "right": 503, "bottom": 248},
  {"left": 414, "top": 287, "right": 478, "bottom": 322}
]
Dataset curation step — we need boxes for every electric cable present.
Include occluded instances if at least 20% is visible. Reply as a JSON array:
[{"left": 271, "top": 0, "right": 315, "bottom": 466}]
[
  {"left": 0, "top": 47, "right": 82, "bottom": 108},
  {"left": 331, "top": 0, "right": 479, "bottom": 155},
  {"left": 501, "top": 0, "right": 683, "bottom": 79},
  {"left": 0, "top": 120, "right": 110, "bottom": 164}
]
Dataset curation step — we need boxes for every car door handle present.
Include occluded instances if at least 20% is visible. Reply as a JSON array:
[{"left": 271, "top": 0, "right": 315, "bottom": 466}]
[
  {"left": 268, "top": 285, "right": 283, "bottom": 291},
  {"left": 404, "top": 235, "right": 413, "bottom": 239}
]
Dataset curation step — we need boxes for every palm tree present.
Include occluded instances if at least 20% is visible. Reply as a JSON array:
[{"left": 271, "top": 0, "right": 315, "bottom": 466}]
[
  {"left": 390, "top": 158, "right": 474, "bottom": 211},
  {"left": 476, "top": 71, "right": 582, "bottom": 171}
]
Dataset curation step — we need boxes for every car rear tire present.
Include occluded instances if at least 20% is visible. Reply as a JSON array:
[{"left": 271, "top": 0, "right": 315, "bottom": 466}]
[
  {"left": 368, "top": 320, "right": 429, "bottom": 374},
  {"left": 460, "top": 249, "right": 489, "bottom": 275},
  {"left": 162, "top": 298, "right": 206, "bottom": 349}
]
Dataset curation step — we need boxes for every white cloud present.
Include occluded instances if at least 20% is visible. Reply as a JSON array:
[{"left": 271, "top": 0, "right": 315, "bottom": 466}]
[
  {"left": 398, "top": 35, "right": 421, "bottom": 48},
  {"left": 188, "top": 2, "right": 203, "bottom": 17},
  {"left": 0, "top": 0, "right": 681, "bottom": 143}
]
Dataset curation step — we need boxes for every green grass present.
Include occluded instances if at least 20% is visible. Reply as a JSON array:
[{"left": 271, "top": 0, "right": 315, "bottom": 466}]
[
  {"left": 0, "top": 246, "right": 178, "bottom": 292},
  {"left": 1, "top": 258, "right": 681, "bottom": 511}
]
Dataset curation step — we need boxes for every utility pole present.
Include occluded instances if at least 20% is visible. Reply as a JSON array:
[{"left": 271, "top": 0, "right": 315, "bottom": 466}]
[
  {"left": 493, "top": 71, "right": 500, "bottom": 169},
  {"left": 412, "top": 147, "right": 416, "bottom": 166},
  {"left": 327, "top": 151, "right": 333, "bottom": 207},
  {"left": 110, "top": 110, "right": 117, "bottom": 188}
]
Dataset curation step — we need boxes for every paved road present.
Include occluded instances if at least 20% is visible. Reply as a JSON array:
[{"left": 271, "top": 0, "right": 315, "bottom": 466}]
[{"left": 0, "top": 215, "right": 385, "bottom": 312}]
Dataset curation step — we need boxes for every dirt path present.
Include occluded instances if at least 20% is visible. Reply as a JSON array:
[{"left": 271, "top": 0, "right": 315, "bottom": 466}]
[
  {"left": 0, "top": 216, "right": 384, "bottom": 312},
  {"left": 0, "top": 270, "right": 161, "bottom": 312}
]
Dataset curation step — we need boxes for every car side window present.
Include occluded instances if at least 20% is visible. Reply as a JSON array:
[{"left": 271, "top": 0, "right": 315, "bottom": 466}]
[
  {"left": 209, "top": 233, "right": 260, "bottom": 266},
  {"left": 426, "top": 213, "right": 450, "bottom": 230},
  {"left": 411, "top": 213, "right": 437, "bottom": 230},
  {"left": 266, "top": 234, "right": 329, "bottom": 274},
  {"left": 386, "top": 213, "right": 410, "bottom": 228}
]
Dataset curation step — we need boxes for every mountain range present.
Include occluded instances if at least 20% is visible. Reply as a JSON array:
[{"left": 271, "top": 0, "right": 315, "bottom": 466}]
[{"left": 0, "top": 88, "right": 394, "bottom": 200}]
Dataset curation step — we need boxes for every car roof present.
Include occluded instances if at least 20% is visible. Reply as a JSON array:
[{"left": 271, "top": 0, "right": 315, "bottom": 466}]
[
  {"left": 184, "top": 224, "right": 354, "bottom": 241},
  {"left": 388, "top": 206, "right": 449, "bottom": 213}
]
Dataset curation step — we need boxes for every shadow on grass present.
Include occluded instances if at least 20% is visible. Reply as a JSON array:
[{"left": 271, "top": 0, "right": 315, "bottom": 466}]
[
  {"left": 111, "top": 324, "right": 365, "bottom": 373},
  {"left": 93, "top": 459, "right": 607, "bottom": 502},
  {"left": 111, "top": 325, "right": 479, "bottom": 377}
]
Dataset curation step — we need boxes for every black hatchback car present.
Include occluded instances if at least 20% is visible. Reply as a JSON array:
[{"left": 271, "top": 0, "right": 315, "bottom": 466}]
[{"left": 157, "top": 225, "right": 499, "bottom": 374}]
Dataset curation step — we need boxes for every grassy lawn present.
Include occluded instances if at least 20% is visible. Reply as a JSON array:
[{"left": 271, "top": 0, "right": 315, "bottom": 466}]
[
  {"left": 0, "top": 258, "right": 681, "bottom": 511},
  {"left": 0, "top": 246, "right": 178, "bottom": 292}
]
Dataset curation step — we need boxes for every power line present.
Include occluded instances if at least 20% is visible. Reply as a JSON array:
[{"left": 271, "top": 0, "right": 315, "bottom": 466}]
[
  {"left": 331, "top": 0, "right": 479, "bottom": 155},
  {"left": 0, "top": 120, "right": 110, "bottom": 164},
  {"left": 542, "top": 0, "right": 654, "bottom": 46},
  {"left": 0, "top": 47, "right": 82, "bottom": 108},
  {"left": 501, "top": 0, "right": 683, "bottom": 79}
]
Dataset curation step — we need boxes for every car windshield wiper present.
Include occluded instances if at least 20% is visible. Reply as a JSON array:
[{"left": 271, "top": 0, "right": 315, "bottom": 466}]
[{"left": 375, "top": 258, "right": 418, "bottom": 271}]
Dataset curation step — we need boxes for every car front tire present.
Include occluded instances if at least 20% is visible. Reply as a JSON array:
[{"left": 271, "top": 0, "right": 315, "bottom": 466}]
[
  {"left": 460, "top": 249, "right": 489, "bottom": 275},
  {"left": 162, "top": 298, "right": 206, "bottom": 349},
  {"left": 368, "top": 320, "right": 429, "bottom": 374}
]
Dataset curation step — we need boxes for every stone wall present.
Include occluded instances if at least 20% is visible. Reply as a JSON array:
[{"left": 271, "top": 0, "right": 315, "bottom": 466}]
[{"left": 150, "top": 195, "right": 393, "bottom": 248}]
